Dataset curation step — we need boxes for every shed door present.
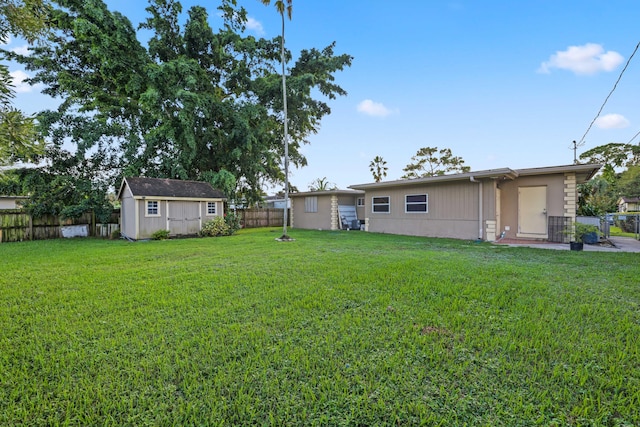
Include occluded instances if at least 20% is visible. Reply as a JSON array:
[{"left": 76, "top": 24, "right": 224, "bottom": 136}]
[
  {"left": 168, "top": 202, "right": 201, "bottom": 235},
  {"left": 518, "top": 186, "right": 547, "bottom": 237}
]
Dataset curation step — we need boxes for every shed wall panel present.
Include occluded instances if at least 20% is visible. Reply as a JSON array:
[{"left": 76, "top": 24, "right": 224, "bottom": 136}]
[
  {"left": 121, "top": 190, "right": 136, "bottom": 239},
  {"left": 137, "top": 199, "right": 167, "bottom": 239}
]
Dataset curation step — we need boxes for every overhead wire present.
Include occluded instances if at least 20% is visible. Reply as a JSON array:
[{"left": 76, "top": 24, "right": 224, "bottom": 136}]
[
  {"left": 626, "top": 129, "right": 640, "bottom": 145},
  {"left": 575, "top": 41, "right": 640, "bottom": 148}
]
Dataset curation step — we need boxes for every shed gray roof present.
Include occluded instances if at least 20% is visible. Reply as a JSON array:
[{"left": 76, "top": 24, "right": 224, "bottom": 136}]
[{"left": 120, "top": 177, "right": 226, "bottom": 199}]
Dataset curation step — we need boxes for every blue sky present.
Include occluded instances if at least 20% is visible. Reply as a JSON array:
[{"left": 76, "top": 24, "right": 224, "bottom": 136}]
[{"left": 5, "top": 0, "right": 640, "bottom": 192}]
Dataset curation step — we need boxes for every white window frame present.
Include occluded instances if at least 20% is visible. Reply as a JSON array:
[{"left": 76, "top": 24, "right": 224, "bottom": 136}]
[
  {"left": 405, "top": 194, "right": 428, "bottom": 213},
  {"left": 206, "top": 201, "right": 217, "bottom": 216},
  {"left": 305, "top": 196, "right": 318, "bottom": 213},
  {"left": 145, "top": 200, "right": 160, "bottom": 217},
  {"left": 372, "top": 196, "right": 390, "bottom": 213},
  {"left": 357, "top": 197, "right": 365, "bottom": 207}
]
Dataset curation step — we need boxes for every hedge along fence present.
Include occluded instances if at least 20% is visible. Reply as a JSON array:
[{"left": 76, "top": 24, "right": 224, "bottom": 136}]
[
  {"left": 236, "top": 208, "right": 286, "bottom": 228},
  {"left": 0, "top": 209, "right": 120, "bottom": 243},
  {"left": 617, "top": 212, "right": 640, "bottom": 237}
]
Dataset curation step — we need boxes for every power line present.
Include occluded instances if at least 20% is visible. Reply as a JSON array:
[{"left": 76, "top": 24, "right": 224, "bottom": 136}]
[
  {"left": 575, "top": 41, "right": 640, "bottom": 148},
  {"left": 626, "top": 129, "right": 640, "bottom": 145}
]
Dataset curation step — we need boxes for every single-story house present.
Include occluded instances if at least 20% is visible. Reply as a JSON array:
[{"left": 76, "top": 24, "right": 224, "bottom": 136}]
[
  {"left": 617, "top": 197, "right": 640, "bottom": 212},
  {"left": 290, "top": 189, "right": 365, "bottom": 231},
  {"left": 117, "top": 177, "right": 226, "bottom": 240},
  {"left": 345, "top": 164, "right": 601, "bottom": 242},
  {"left": 0, "top": 196, "right": 27, "bottom": 209}
]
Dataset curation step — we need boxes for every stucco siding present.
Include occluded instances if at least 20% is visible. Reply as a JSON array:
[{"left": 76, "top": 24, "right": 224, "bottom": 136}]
[
  {"left": 291, "top": 194, "right": 333, "bottom": 230},
  {"left": 366, "top": 181, "right": 481, "bottom": 239},
  {"left": 498, "top": 174, "right": 566, "bottom": 240}
]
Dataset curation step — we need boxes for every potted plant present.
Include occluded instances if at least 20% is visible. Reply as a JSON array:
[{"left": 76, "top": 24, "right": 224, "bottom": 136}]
[{"left": 568, "top": 222, "right": 600, "bottom": 251}]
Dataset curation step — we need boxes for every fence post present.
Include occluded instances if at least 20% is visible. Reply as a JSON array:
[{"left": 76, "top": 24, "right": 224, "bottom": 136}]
[{"left": 29, "top": 212, "right": 33, "bottom": 241}]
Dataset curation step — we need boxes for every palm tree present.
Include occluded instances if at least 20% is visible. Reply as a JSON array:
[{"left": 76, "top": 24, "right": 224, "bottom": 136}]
[
  {"left": 369, "top": 156, "right": 388, "bottom": 182},
  {"left": 260, "top": 0, "right": 293, "bottom": 240},
  {"left": 309, "top": 177, "right": 336, "bottom": 191}
]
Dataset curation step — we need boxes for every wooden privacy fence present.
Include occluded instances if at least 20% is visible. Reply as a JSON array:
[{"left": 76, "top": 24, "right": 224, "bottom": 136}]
[
  {"left": 0, "top": 209, "right": 120, "bottom": 243},
  {"left": 237, "top": 208, "right": 287, "bottom": 228}
]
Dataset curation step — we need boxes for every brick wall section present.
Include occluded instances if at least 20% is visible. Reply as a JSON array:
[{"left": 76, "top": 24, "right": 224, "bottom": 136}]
[
  {"left": 290, "top": 197, "right": 294, "bottom": 228},
  {"left": 564, "top": 173, "right": 576, "bottom": 219},
  {"left": 485, "top": 220, "right": 497, "bottom": 241},
  {"left": 330, "top": 195, "right": 338, "bottom": 230}
]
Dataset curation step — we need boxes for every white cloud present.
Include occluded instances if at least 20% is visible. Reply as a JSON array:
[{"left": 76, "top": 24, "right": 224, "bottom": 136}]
[
  {"left": 10, "top": 45, "right": 30, "bottom": 56},
  {"left": 595, "top": 113, "right": 629, "bottom": 129},
  {"left": 10, "top": 70, "right": 34, "bottom": 93},
  {"left": 357, "top": 99, "right": 394, "bottom": 117},
  {"left": 246, "top": 17, "right": 265, "bottom": 36},
  {"left": 538, "top": 43, "right": 623, "bottom": 75}
]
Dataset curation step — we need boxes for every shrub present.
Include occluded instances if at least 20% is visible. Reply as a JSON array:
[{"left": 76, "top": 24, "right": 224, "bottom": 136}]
[
  {"left": 200, "top": 216, "right": 231, "bottom": 237},
  {"left": 567, "top": 222, "right": 600, "bottom": 243},
  {"left": 224, "top": 211, "right": 242, "bottom": 232},
  {"left": 151, "top": 229, "right": 170, "bottom": 240},
  {"left": 110, "top": 229, "right": 121, "bottom": 240},
  {"left": 619, "top": 214, "right": 638, "bottom": 234}
]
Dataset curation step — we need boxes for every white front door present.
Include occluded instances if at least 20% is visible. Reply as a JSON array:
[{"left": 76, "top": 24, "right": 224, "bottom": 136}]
[{"left": 518, "top": 186, "right": 547, "bottom": 238}]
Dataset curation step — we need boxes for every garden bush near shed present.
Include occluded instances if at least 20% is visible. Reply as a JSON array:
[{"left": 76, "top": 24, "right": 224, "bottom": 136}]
[{"left": 200, "top": 213, "right": 241, "bottom": 237}]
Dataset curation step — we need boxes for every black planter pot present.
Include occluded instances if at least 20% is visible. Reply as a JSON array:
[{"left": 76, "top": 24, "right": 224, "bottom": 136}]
[{"left": 570, "top": 242, "right": 584, "bottom": 251}]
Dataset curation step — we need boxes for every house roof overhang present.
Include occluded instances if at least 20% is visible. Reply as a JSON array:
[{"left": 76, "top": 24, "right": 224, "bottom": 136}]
[
  {"left": 290, "top": 189, "right": 365, "bottom": 197},
  {"left": 348, "top": 164, "right": 603, "bottom": 190},
  {"left": 349, "top": 168, "right": 518, "bottom": 190},
  {"left": 514, "top": 163, "right": 602, "bottom": 184}
]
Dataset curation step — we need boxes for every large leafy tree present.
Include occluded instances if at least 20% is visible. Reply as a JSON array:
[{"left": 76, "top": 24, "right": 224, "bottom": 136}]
[
  {"left": 9, "top": 0, "right": 351, "bottom": 215},
  {"left": 577, "top": 176, "right": 618, "bottom": 216},
  {"left": 579, "top": 142, "right": 640, "bottom": 170},
  {"left": 0, "top": 0, "right": 49, "bottom": 170},
  {"left": 617, "top": 165, "right": 640, "bottom": 199},
  {"left": 402, "top": 146, "right": 470, "bottom": 179}
]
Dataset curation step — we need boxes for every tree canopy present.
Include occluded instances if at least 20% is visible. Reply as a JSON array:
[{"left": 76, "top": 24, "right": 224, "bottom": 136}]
[
  {"left": 402, "top": 146, "right": 470, "bottom": 179},
  {"left": 579, "top": 142, "right": 640, "bottom": 170},
  {"left": 0, "top": 0, "right": 49, "bottom": 170},
  {"left": 308, "top": 176, "right": 335, "bottom": 191},
  {"left": 8, "top": 0, "right": 352, "bottom": 215}
]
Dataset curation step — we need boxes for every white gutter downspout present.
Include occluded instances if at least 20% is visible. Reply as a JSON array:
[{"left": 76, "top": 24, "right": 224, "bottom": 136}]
[{"left": 470, "top": 176, "right": 483, "bottom": 240}]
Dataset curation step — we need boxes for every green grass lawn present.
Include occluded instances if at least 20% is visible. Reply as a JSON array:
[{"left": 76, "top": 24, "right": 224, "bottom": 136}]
[
  {"left": 1, "top": 228, "right": 639, "bottom": 426},
  {"left": 609, "top": 225, "right": 638, "bottom": 238}
]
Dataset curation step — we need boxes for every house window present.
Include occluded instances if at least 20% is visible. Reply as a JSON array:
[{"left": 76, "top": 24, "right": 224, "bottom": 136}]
[
  {"left": 406, "top": 194, "right": 428, "bottom": 213},
  {"left": 146, "top": 200, "right": 160, "bottom": 217},
  {"left": 357, "top": 197, "right": 365, "bottom": 207},
  {"left": 305, "top": 196, "right": 318, "bottom": 213},
  {"left": 372, "top": 196, "right": 390, "bottom": 213},
  {"left": 207, "top": 202, "right": 216, "bottom": 216}
]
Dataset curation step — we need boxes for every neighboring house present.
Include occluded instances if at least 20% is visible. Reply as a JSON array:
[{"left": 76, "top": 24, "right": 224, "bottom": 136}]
[
  {"left": 290, "top": 189, "right": 365, "bottom": 231},
  {"left": 117, "top": 177, "right": 226, "bottom": 240},
  {"left": 617, "top": 197, "right": 640, "bottom": 212},
  {"left": 0, "top": 196, "right": 27, "bottom": 210},
  {"left": 264, "top": 195, "right": 290, "bottom": 209},
  {"left": 343, "top": 163, "right": 601, "bottom": 242}
]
